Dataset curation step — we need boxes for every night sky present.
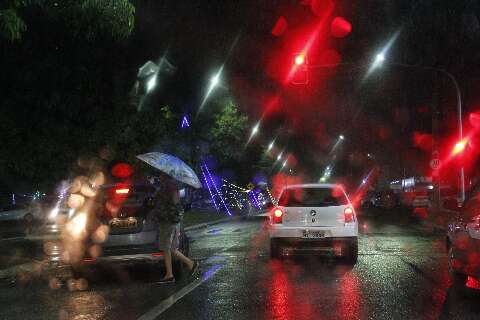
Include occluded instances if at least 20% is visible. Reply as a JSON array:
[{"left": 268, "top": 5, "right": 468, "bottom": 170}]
[{"left": 127, "top": 0, "right": 480, "bottom": 182}]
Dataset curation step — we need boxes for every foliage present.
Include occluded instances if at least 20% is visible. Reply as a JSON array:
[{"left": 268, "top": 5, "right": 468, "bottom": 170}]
[
  {"left": 0, "top": 0, "right": 140, "bottom": 191},
  {"left": 209, "top": 101, "right": 248, "bottom": 163},
  {"left": 0, "top": 8, "right": 26, "bottom": 41},
  {"left": 0, "top": 0, "right": 135, "bottom": 42}
]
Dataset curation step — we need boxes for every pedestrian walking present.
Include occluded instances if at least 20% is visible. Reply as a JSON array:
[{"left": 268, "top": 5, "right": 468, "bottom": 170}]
[{"left": 151, "top": 173, "right": 198, "bottom": 284}]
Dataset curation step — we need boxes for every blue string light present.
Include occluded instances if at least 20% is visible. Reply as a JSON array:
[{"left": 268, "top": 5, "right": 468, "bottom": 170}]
[
  {"left": 181, "top": 115, "right": 190, "bottom": 128},
  {"left": 204, "top": 164, "right": 232, "bottom": 216},
  {"left": 200, "top": 165, "right": 219, "bottom": 211},
  {"left": 248, "top": 190, "right": 261, "bottom": 209}
]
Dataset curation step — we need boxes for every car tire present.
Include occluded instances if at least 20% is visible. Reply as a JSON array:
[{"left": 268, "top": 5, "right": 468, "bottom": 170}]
[
  {"left": 344, "top": 238, "right": 358, "bottom": 264},
  {"left": 270, "top": 239, "right": 281, "bottom": 259}
]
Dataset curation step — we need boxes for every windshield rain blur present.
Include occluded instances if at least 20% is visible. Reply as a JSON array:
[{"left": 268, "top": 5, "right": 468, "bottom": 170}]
[{"left": 1, "top": 1, "right": 480, "bottom": 319}]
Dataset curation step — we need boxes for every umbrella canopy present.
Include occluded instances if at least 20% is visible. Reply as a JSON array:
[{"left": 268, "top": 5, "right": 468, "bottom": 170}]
[{"left": 136, "top": 152, "right": 202, "bottom": 189}]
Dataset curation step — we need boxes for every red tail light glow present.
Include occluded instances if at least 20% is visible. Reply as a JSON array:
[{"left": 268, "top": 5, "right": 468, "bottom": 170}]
[
  {"left": 344, "top": 207, "right": 354, "bottom": 223},
  {"left": 272, "top": 207, "right": 284, "bottom": 224},
  {"left": 115, "top": 188, "right": 130, "bottom": 194},
  {"left": 151, "top": 252, "right": 165, "bottom": 257}
]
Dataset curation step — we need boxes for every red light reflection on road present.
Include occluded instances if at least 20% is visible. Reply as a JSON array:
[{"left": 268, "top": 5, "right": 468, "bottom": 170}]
[
  {"left": 265, "top": 261, "right": 320, "bottom": 320},
  {"left": 337, "top": 272, "right": 361, "bottom": 319},
  {"left": 266, "top": 261, "right": 290, "bottom": 320},
  {"left": 424, "top": 259, "right": 450, "bottom": 319},
  {"left": 265, "top": 262, "right": 361, "bottom": 320}
]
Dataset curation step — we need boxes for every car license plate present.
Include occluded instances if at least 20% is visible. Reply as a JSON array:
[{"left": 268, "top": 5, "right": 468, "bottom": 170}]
[
  {"left": 302, "top": 230, "right": 325, "bottom": 239},
  {"left": 110, "top": 217, "right": 138, "bottom": 228}
]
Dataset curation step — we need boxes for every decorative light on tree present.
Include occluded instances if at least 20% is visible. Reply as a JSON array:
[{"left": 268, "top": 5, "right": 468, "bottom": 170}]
[{"left": 181, "top": 115, "right": 190, "bottom": 128}]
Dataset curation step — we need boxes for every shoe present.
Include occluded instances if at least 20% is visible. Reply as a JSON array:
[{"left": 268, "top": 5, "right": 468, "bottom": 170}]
[
  {"left": 189, "top": 260, "right": 199, "bottom": 277},
  {"left": 157, "top": 277, "right": 175, "bottom": 284}
]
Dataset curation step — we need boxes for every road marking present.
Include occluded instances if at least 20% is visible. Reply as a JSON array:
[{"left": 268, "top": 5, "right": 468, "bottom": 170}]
[{"left": 137, "top": 260, "right": 227, "bottom": 320}]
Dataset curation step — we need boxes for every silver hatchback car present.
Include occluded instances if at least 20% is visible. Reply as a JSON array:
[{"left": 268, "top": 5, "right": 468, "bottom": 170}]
[{"left": 42, "top": 183, "right": 189, "bottom": 275}]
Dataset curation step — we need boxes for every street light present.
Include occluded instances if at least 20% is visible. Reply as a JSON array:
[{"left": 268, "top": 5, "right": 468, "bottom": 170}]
[
  {"left": 146, "top": 74, "right": 157, "bottom": 93},
  {"left": 245, "top": 122, "right": 261, "bottom": 146},
  {"left": 452, "top": 138, "right": 468, "bottom": 156},
  {"left": 267, "top": 141, "right": 275, "bottom": 152},
  {"left": 295, "top": 54, "right": 305, "bottom": 66},
  {"left": 339, "top": 135, "right": 345, "bottom": 140},
  {"left": 199, "top": 66, "right": 224, "bottom": 112},
  {"left": 251, "top": 123, "right": 260, "bottom": 136},
  {"left": 210, "top": 73, "right": 220, "bottom": 87},
  {"left": 375, "top": 53, "right": 385, "bottom": 64}
]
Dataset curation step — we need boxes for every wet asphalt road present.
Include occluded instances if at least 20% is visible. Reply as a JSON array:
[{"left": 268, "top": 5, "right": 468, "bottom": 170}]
[{"left": 1, "top": 210, "right": 480, "bottom": 320}]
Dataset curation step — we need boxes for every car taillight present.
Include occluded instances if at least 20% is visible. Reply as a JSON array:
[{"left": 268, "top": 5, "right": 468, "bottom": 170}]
[
  {"left": 115, "top": 188, "right": 130, "bottom": 194},
  {"left": 272, "top": 207, "right": 283, "bottom": 224},
  {"left": 344, "top": 207, "right": 354, "bottom": 223}
]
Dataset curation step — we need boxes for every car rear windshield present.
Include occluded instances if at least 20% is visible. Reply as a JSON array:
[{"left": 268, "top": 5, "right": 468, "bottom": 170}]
[{"left": 278, "top": 187, "right": 348, "bottom": 207}]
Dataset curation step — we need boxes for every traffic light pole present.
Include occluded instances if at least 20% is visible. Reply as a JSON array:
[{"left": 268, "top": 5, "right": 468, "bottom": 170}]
[{"left": 302, "top": 61, "right": 465, "bottom": 203}]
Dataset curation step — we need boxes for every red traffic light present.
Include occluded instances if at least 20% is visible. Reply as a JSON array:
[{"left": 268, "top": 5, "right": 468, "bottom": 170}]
[
  {"left": 294, "top": 54, "right": 305, "bottom": 66},
  {"left": 289, "top": 53, "right": 308, "bottom": 84},
  {"left": 452, "top": 139, "right": 468, "bottom": 156}
]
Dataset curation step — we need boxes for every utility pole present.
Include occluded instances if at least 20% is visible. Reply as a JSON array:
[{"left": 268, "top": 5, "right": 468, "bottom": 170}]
[{"left": 431, "top": 75, "right": 441, "bottom": 212}]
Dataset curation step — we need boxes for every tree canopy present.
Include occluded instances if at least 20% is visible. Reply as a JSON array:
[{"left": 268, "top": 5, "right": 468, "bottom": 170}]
[{"left": 0, "top": 0, "right": 134, "bottom": 42}]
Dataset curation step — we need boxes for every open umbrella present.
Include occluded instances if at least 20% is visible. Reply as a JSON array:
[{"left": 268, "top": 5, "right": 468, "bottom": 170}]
[{"left": 136, "top": 152, "right": 202, "bottom": 189}]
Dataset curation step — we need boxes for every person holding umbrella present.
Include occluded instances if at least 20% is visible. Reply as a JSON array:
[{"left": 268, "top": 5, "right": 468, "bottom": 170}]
[{"left": 137, "top": 152, "right": 201, "bottom": 283}]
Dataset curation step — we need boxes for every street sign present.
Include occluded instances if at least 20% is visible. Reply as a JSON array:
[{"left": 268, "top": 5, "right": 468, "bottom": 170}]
[{"left": 430, "top": 158, "right": 440, "bottom": 170}]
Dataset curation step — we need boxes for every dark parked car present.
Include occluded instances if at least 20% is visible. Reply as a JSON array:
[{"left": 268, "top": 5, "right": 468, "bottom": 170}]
[
  {"left": 360, "top": 191, "right": 376, "bottom": 209},
  {"left": 447, "top": 184, "right": 480, "bottom": 291},
  {"left": 44, "top": 183, "right": 190, "bottom": 276},
  {"left": 374, "top": 190, "right": 399, "bottom": 210}
]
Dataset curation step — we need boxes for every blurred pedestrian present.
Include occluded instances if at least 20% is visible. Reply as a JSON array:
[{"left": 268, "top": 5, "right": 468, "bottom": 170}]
[{"left": 152, "top": 173, "right": 198, "bottom": 283}]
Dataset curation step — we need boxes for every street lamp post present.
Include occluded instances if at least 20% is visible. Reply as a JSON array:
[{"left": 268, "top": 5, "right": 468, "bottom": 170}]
[
  {"left": 307, "top": 59, "right": 465, "bottom": 202},
  {"left": 374, "top": 60, "right": 465, "bottom": 202}
]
